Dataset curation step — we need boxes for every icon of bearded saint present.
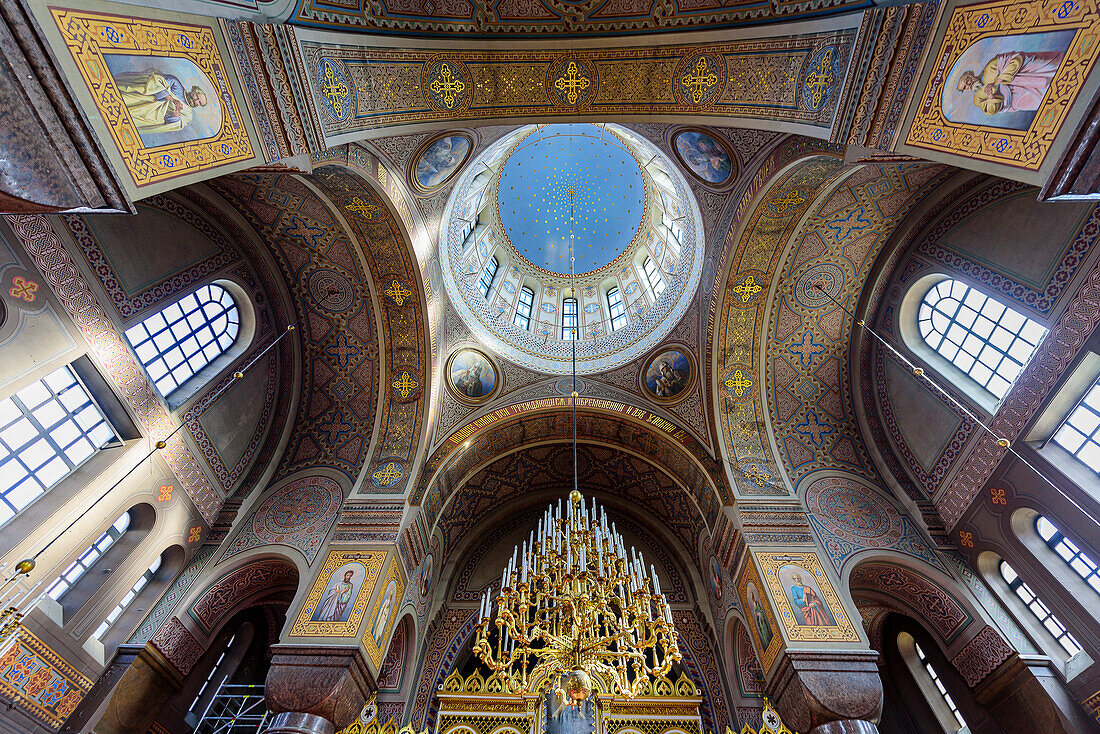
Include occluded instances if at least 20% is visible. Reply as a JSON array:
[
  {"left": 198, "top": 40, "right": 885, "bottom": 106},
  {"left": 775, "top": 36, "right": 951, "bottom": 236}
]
[
  {"left": 113, "top": 68, "right": 208, "bottom": 133},
  {"left": 955, "top": 50, "right": 1064, "bottom": 116}
]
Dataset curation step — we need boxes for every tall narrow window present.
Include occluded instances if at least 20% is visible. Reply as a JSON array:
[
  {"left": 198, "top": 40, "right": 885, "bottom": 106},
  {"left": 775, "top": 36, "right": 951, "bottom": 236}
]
[
  {"left": 0, "top": 366, "right": 118, "bottom": 527},
  {"left": 1037, "top": 516, "right": 1100, "bottom": 595},
  {"left": 999, "top": 560, "right": 1081, "bottom": 656},
  {"left": 188, "top": 633, "right": 237, "bottom": 715},
  {"left": 918, "top": 280, "right": 1045, "bottom": 399},
  {"left": 562, "top": 298, "right": 578, "bottom": 341},
  {"left": 1052, "top": 378, "right": 1100, "bottom": 472},
  {"left": 93, "top": 555, "right": 162, "bottom": 640},
  {"left": 514, "top": 287, "right": 534, "bottom": 330},
  {"left": 125, "top": 284, "right": 240, "bottom": 399},
  {"left": 478, "top": 257, "right": 499, "bottom": 299},
  {"left": 47, "top": 512, "right": 131, "bottom": 601},
  {"left": 915, "top": 642, "right": 967, "bottom": 731},
  {"left": 607, "top": 288, "right": 627, "bottom": 332},
  {"left": 643, "top": 257, "right": 665, "bottom": 298}
]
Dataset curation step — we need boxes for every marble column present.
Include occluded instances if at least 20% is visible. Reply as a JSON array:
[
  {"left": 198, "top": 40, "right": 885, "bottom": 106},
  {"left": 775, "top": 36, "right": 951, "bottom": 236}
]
[
  {"left": 91, "top": 644, "right": 184, "bottom": 734},
  {"left": 265, "top": 645, "right": 375, "bottom": 732}
]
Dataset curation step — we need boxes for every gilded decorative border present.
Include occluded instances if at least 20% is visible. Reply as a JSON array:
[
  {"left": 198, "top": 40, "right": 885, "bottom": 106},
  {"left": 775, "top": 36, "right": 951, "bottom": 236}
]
[
  {"left": 904, "top": 0, "right": 1100, "bottom": 171},
  {"left": 47, "top": 8, "right": 254, "bottom": 187},
  {"left": 0, "top": 627, "right": 92, "bottom": 728},
  {"left": 755, "top": 550, "right": 861, "bottom": 643},
  {"left": 364, "top": 555, "right": 405, "bottom": 666},
  {"left": 737, "top": 557, "right": 782, "bottom": 672},
  {"left": 290, "top": 549, "right": 386, "bottom": 637}
]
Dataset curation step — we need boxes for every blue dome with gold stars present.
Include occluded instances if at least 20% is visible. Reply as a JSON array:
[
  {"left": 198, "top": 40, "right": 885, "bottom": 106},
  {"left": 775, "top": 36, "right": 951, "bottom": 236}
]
[{"left": 498, "top": 124, "right": 645, "bottom": 275}]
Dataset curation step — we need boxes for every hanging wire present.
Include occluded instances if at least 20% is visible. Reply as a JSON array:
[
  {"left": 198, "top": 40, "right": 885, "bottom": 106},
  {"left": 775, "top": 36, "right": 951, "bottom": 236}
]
[
  {"left": 570, "top": 189, "right": 579, "bottom": 496},
  {"left": 809, "top": 281, "right": 1061, "bottom": 493}
]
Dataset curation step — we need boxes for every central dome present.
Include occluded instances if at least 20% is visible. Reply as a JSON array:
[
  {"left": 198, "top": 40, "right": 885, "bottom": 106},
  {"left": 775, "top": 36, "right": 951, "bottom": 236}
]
[{"left": 497, "top": 124, "right": 645, "bottom": 275}]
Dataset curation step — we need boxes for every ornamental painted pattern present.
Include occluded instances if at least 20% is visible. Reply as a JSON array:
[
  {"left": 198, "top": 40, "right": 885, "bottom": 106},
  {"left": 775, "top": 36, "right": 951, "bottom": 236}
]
[
  {"left": 849, "top": 562, "right": 972, "bottom": 643},
  {"left": 288, "top": 0, "right": 869, "bottom": 37},
  {"left": 763, "top": 163, "right": 949, "bottom": 489},
  {"left": 717, "top": 154, "right": 845, "bottom": 498},
  {"left": 210, "top": 174, "right": 380, "bottom": 482},
  {"left": 223, "top": 477, "right": 342, "bottom": 564},
  {"left": 130, "top": 545, "right": 217, "bottom": 645},
  {"left": 803, "top": 474, "right": 944, "bottom": 573},
  {"left": 297, "top": 30, "right": 856, "bottom": 143},
  {"left": 0, "top": 628, "right": 92, "bottom": 729}
]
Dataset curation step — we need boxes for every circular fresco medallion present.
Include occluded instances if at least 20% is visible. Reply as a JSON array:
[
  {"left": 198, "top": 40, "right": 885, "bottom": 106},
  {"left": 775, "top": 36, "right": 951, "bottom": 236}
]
[
  {"left": 671, "top": 127, "right": 737, "bottom": 189},
  {"left": 794, "top": 262, "right": 846, "bottom": 309},
  {"left": 445, "top": 348, "right": 500, "bottom": 403},
  {"left": 306, "top": 267, "right": 357, "bottom": 314},
  {"left": 642, "top": 346, "right": 695, "bottom": 403},
  {"left": 411, "top": 132, "right": 474, "bottom": 192}
]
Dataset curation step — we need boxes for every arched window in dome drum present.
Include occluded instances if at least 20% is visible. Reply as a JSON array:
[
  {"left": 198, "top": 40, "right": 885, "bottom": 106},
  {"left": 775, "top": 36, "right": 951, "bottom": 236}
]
[
  {"left": 514, "top": 287, "right": 534, "bottom": 330},
  {"left": 479, "top": 257, "right": 499, "bottom": 299},
  {"left": 1037, "top": 516, "right": 1100, "bottom": 596},
  {"left": 643, "top": 257, "right": 665, "bottom": 298},
  {"left": 562, "top": 298, "right": 578, "bottom": 341},
  {"left": 917, "top": 279, "right": 1045, "bottom": 399},
  {"left": 125, "top": 284, "right": 240, "bottom": 399},
  {"left": 998, "top": 560, "right": 1081, "bottom": 656},
  {"left": 607, "top": 288, "right": 627, "bottom": 332}
]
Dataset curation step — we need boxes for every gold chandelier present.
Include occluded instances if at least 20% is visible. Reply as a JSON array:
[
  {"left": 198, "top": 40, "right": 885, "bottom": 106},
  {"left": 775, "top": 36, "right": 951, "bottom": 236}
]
[
  {"left": 473, "top": 490, "right": 681, "bottom": 700},
  {"left": 473, "top": 191, "right": 680, "bottom": 701}
]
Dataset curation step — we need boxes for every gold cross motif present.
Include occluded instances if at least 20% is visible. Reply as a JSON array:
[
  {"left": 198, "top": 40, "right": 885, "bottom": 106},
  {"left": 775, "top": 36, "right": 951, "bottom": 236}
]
[
  {"left": 554, "top": 61, "right": 591, "bottom": 105},
  {"left": 681, "top": 58, "right": 718, "bottom": 104},
  {"left": 385, "top": 279, "right": 412, "bottom": 305},
  {"left": 345, "top": 196, "right": 378, "bottom": 219},
  {"left": 372, "top": 462, "right": 403, "bottom": 486},
  {"left": 741, "top": 465, "right": 772, "bottom": 487},
  {"left": 320, "top": 60, "right": 349, "bottom": 117},
  {"left": 430, "top": 63, "right": 465, "bottom": 109},
  {"left": 725, "top": 369, "right": 753, "bottom": 397},
  {"left": 804, "top": 48, "right": 836, "bottom": 110},
  {"left": 732, "top": 275, "right": 762, "bottom": 303},
  {"left": 770, "top": 189, "right": 806, "bottom": 214},
  {"left": 392, "top": 370, "right": 418, "bottom": 398}
]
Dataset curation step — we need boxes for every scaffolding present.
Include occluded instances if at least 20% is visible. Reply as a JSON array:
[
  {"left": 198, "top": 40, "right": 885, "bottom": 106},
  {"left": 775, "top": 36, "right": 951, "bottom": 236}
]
[{"left": 192, "top": 682, "right": 269, "bottom": 734}]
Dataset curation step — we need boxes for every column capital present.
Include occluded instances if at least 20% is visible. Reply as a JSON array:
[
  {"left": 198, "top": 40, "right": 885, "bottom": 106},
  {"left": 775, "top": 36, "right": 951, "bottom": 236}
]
[
  {"left": 767, "top": 649, "right": 883, "bottom": 734},
  {"left": 265, "top": 645, "right": 376, "bottom": 729}
]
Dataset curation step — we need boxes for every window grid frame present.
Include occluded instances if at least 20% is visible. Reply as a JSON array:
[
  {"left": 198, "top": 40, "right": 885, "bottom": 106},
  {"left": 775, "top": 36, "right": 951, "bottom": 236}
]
[
  {"left": 0, "top": 366, "right": 119, "bottom": 527},
  {"left": 1052, "top": 379, "right": 1100, "bottom": 473},
  {"left": 1037, "top": 516, "right": 1100, "bottom": 597},
  {"left": 917, "top": 279, "right": 1045, "bottom": 400},
  {"left": 643, "top": 257, "right": 665, "bottom": 298},
  {"left": 514, "top": 286, "right": 534, "bottom": 330},
  {"left": 998, "top": 559, "right": 1082, "bottom": 657},
  {"left": 92, "top": 555, "right": 162, "bottom": 641},
  {"left": 562, "top": 297, "right": 578, "bottom": 341},
  {"left": 914, "top": 642, "right": 968, "bottom": 731},
  {"left": 47, "top": 512, "right": 131, "bottom": 601},
  {"left": 124, "top": 284, "right": 240, "bottom": 399},
  {"left": 478, "top": 257, "right": 498, "bottom": 299},
  {"left": 607, "top": 287, "right": 627, "bottom": 332}
]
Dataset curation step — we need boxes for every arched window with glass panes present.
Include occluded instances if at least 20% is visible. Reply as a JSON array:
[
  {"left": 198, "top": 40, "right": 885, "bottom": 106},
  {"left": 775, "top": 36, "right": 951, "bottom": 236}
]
[
  {"left": 643, "top": 257, "right": 665, "bottom": 298},
  {"left": 93, "top": 554, "right": 162, "bottom": 640},
  {"left": 915, "top": 642, "right": 968, "bottom": 732},
  {"left": 125, "top": 284, "right": 240, "bottom": 400},
  {"left": 998, "top": 560, "right": 1081, "bottom": 657},
  {"left": 47, "top": 512, "right": 131, "bottom": 601},
  {"left": 0, "top": 366, "right": 119, "bottom": 528},
  {"left": 562, "top": 298, "right": 578, "bottom": 341},
  {"left": 1052, "top": 379, "right": 1100, "bottom": 472},
  {"left": 918, "top": 279, "right": 1046, "bottom": 400},
  {"left": 607, "top": 288, "right": 627, "bottom": 332},
  {"left": 514, "top": 287, "right": 534, "bottom": 330},
  {"left": 1036, "top": 516, "right": 1100, "bottom": 595},
  {"left": 478, "top": 257, "right": 498, "bottom": 299}
]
